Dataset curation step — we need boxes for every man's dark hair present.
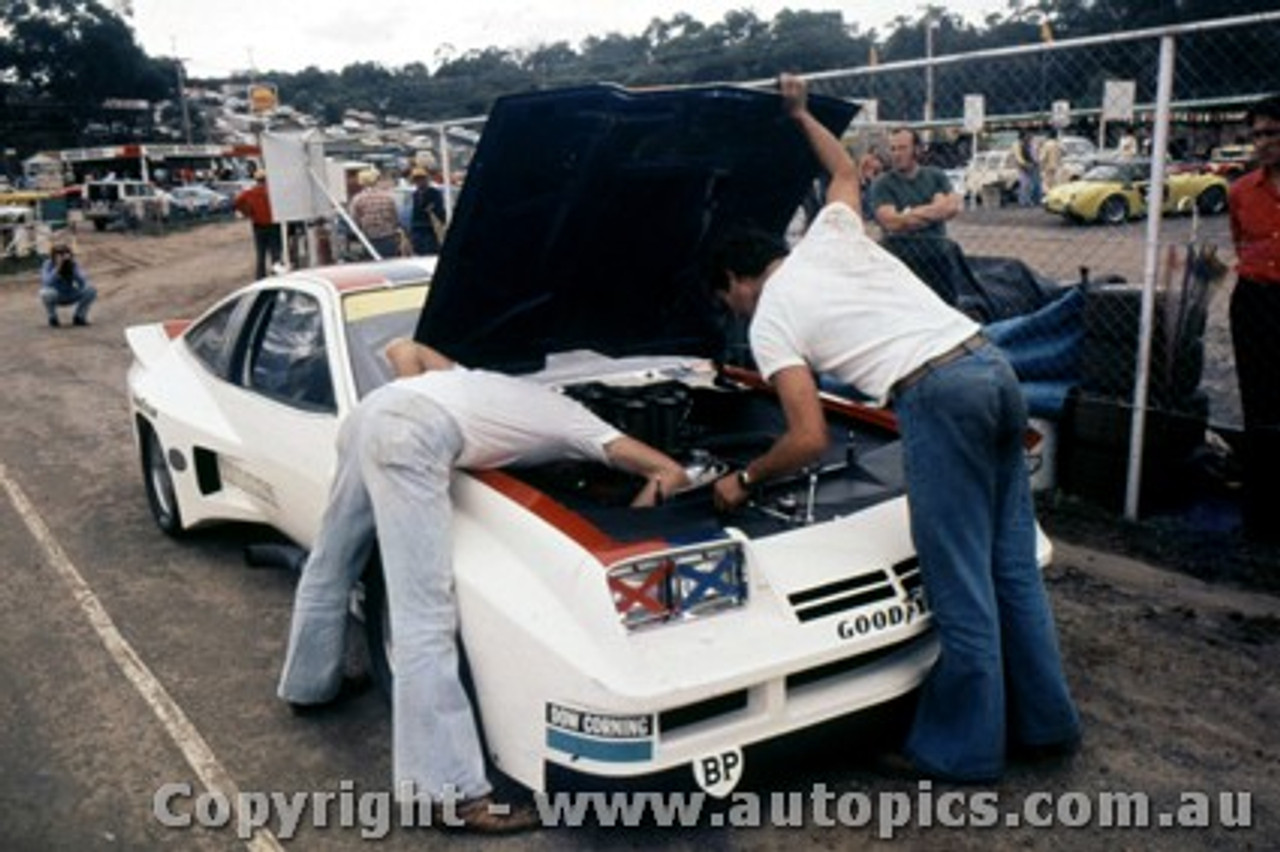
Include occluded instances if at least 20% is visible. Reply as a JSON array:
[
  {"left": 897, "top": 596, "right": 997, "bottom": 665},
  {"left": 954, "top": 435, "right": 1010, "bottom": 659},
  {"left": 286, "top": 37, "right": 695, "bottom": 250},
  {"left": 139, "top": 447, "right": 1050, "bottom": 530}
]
[
  {"left": 1246, "top": 94, "right": 1280, "bottom": 125},
  {"left": 705, "top": 225, "right": 789, "bottom": 294},
  {"left": 890, "top": 126, "right": 922, "bottom": 148}
]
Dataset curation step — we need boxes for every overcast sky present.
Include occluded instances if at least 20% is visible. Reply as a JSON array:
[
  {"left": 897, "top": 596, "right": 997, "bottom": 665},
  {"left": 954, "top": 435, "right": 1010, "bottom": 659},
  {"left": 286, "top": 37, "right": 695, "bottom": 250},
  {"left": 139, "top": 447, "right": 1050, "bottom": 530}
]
[{"left": 126, "top": 1, "right": 1009, "bottom": 78}]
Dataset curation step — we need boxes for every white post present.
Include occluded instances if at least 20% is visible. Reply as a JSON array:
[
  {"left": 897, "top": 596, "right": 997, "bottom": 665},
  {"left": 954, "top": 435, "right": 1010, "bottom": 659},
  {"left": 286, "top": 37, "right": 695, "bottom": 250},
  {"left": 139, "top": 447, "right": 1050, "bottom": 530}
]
[
  {"left": 1124, "top": 34, "right": 1176, "bottom": 520},
  {"left": 924, "top": 18, "right": 937, "bottom": 136},
  {"left": 438, "top": 124, "right": 453, "bottom": 216}
]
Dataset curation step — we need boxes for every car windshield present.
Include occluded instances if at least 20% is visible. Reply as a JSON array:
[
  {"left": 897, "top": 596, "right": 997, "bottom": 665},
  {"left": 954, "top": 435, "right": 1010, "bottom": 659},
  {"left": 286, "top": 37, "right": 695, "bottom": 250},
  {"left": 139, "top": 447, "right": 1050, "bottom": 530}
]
[
  {"left": 1081, "top": 164, "right": 1128, "bottom": 182},
  {"left": 341, "top": 283, "right": 429, "bottom": 398}
]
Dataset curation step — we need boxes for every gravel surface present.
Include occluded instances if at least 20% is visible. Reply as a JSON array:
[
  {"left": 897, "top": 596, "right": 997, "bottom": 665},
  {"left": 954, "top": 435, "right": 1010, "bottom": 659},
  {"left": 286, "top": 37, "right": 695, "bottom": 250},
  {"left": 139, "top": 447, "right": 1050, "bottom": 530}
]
[{"left": 0, "top": 217, "right": 1275, "bottom": 850}]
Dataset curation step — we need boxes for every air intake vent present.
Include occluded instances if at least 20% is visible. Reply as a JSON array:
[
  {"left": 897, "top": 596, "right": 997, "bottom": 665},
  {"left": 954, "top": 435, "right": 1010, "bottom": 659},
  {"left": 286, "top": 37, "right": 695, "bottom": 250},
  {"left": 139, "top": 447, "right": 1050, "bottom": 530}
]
[
  {"left": 787, "top": 570, "right": 896, "bottom": 623},
  {"left": 891, "top": 556, "right": 922, "bottom": 597}
]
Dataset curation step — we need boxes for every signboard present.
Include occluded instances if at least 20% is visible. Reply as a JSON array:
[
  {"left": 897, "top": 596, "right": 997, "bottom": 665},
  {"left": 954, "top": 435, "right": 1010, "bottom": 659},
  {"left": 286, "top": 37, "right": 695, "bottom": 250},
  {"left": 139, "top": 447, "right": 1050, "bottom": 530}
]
[
  {"left": 963, "top": 94, "right": 986, "bottom": 134},
  {"left": 60, "top": 147, "right": 127, "bottom": 163},
  {"left": 1102, "top": 80, "right": 1136, "bottom": 122},
  {"left": 260, "top": 130, "right": 331, "bottom": 222},
  {"left": 248, "top": 83, "right": 279, "bottom": 116},
  {"left": 143, "top": 144, "right": 228, "bottom": 159},
  {"left": 1051, "top": 100, "right": 1071, "bottom": 129},
  {"left": 59, "top": 144, "right": 250, "bottom": 163}
]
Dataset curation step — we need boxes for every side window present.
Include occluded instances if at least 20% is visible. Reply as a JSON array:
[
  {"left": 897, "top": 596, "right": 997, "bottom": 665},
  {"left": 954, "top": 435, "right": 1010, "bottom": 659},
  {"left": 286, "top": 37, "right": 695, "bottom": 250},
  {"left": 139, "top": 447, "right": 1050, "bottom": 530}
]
[
  {"left": 185, "top": 297, "right": 244, "bottom": 379},
  {"left": 246, "top": 290, "right": 336, "bottom": 412}
]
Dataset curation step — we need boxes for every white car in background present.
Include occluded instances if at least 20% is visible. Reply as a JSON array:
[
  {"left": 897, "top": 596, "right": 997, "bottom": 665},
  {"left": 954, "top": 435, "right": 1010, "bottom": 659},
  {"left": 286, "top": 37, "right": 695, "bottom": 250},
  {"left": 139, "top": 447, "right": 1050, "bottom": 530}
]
[
  {"left": 1057, "top": 134, "right": 1100, "bottom": 182},
  {"left": 165, "top": 185, "right": 233, "bottom": 217},
  {"left": 964, "top": 149, "right": 1020, "bottom": 204},
  {"left": 126, "top": 82, "right": 1051, "bottom": 795}
]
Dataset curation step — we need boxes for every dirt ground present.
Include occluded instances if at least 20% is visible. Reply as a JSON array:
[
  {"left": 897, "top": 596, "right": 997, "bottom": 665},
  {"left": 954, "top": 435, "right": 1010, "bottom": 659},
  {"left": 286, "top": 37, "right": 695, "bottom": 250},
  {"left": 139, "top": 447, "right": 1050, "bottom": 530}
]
[{"left": 1, "top": 218, "right": 1277, "bottom": 849}]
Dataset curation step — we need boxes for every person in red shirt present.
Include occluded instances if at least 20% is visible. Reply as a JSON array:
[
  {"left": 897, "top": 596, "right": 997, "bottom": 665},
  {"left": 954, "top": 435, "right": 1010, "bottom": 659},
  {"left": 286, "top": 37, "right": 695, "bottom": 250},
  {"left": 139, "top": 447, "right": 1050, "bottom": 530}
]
[
  {"left": 234, "top": 169, "right": 282, "bottom": 278},
  {"left": 1227, "top": 93, "right": 1280, "bottom": 544}
]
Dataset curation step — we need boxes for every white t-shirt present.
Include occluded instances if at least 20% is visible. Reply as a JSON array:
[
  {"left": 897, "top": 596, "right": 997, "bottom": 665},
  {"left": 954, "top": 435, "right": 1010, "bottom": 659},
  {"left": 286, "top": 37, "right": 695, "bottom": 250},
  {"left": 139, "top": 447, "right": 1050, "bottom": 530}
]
[
  {"left": 394, "top": 367, "right": 621, "bottom": 468},
  {"left": 749, "top": 202, "right": 979, "bottom": 405}
]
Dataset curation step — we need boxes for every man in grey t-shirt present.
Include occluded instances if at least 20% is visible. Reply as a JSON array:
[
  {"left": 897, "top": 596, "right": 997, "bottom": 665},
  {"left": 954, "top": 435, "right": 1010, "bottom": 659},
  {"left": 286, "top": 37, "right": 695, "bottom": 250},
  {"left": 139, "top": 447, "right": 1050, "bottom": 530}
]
[{"left": 870, "top": 128, "right": 961, "bottom": 238}]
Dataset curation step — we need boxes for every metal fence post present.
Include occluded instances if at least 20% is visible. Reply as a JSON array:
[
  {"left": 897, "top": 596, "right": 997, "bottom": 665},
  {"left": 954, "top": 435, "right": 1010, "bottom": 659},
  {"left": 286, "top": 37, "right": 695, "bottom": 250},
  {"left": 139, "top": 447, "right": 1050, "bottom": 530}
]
[{"left": 1125, "top": 34, "right": 1178, "bottom": 520}]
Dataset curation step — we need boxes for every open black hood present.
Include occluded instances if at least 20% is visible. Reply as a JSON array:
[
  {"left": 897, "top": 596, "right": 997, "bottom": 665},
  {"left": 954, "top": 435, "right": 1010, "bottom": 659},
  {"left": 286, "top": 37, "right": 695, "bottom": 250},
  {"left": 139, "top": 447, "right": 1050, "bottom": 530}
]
[{"left": 415, "top": 82, "right": 858, "bottom": 371}]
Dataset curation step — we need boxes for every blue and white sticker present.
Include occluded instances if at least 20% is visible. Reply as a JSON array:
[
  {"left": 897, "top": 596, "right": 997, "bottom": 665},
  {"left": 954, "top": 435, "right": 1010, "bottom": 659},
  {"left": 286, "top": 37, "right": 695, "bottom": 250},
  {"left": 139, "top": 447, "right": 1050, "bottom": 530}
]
[{"left": 545, "top": 703, "right": 655, "bottom": 763}]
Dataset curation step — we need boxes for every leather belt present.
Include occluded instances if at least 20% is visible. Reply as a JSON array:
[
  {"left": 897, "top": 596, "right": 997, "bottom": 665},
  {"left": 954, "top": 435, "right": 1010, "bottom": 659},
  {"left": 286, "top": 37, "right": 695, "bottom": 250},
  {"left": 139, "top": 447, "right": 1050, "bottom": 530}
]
[{"left": 891, "top": 333, "right": 988, "bottom": 400}]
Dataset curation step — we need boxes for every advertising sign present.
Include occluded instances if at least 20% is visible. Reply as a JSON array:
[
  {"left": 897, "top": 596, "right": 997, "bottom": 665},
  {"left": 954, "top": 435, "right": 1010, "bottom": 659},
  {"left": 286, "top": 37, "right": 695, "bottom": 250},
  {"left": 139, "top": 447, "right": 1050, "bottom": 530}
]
[{"left": 248, "top": 83, "right": 279, "bottom": 116}]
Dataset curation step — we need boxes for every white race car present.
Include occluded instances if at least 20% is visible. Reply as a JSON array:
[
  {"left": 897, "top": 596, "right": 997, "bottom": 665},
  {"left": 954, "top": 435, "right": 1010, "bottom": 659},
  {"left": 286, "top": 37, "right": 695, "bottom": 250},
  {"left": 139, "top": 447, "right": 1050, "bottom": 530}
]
[{"left": 127, "top": 83, "right": 1048, "bottom": 796}]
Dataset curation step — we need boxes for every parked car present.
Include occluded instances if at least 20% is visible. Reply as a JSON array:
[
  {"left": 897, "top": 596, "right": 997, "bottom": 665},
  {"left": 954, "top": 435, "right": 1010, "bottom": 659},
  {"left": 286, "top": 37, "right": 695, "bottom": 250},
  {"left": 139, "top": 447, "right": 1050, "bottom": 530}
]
[
  {"left": 125, "top": 83, "right": 1051, "bottom": 796},
  {"left": 1203, "top": 143, "right": 1256, "bottom": 180},
  {"left": 83, "top": 179, "right": 163, "bottom": 230},
  {"left": 1056, "top": 135, "right": 1100, "bottom": 182},
  {"left": 964, "top": 149, "right": 1020, "bottom": 205},
  {"left": 166, "top": 185, "right": 232, "bottom": 217},
  {"left": 1042, "top": 158, "right": 1229, "bottom": 224},
  {"left": 208, "top": 179, "right": 255, "bottom": 202}
]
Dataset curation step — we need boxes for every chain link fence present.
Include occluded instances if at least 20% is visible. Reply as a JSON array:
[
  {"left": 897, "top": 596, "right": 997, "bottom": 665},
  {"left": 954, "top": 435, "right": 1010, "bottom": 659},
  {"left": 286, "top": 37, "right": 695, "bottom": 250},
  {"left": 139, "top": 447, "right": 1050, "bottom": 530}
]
[{"left": 425, "top": 12, "right": 1280, "bottom": 518}]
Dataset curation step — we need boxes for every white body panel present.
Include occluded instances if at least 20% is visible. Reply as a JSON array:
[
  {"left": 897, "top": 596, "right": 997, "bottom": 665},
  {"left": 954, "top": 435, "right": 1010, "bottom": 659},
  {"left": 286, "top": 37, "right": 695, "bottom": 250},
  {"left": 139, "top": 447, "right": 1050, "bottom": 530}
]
[{"left": 125, "top": 265, "right": 1052, "bottom": 793}]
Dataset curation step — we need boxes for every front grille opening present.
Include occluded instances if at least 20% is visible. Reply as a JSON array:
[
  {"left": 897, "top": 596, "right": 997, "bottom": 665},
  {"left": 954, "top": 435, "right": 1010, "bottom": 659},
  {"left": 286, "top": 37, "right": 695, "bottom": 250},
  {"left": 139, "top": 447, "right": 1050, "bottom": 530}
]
[
  {"left": 659, "top": 690, "right": 749, "bottom": 736},
  {"left": 786, "top": 633, "right": 933, "bottom": 693}
]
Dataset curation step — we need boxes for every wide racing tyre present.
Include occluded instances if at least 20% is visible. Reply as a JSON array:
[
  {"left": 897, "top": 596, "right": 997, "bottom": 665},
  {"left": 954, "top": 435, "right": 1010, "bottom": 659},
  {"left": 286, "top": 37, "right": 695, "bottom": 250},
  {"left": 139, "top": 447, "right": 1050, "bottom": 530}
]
[
  {"left": 361, "top": 555, "right": 394, "bottom": 701},
  {"left": 140, "top": 424, "right": 184, "bottom": 536},
  {"left": 361, "top": 554, "right": 482, "bottom": 713}
]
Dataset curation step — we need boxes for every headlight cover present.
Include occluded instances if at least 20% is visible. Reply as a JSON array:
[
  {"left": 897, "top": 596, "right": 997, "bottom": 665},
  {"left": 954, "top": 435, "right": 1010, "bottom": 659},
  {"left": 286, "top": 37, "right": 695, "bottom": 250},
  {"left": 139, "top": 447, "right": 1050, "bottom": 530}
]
[{"left": 607, "top": 541, "right": 747, "bottom": 630}]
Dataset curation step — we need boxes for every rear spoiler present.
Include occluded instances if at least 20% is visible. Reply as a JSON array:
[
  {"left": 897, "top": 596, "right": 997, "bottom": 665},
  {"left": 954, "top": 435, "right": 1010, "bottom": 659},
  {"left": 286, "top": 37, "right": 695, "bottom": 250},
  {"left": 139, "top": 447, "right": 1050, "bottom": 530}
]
[{"left": 124, "top": 322, "right": 185, "bottom": 370}]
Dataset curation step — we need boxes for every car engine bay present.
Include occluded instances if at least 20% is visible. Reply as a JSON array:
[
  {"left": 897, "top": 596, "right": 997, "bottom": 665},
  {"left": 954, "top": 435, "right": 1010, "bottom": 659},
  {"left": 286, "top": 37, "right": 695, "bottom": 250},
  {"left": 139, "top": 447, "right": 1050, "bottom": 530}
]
[{"left": 503, "top": 359, "right": 908, "bottom": 541}]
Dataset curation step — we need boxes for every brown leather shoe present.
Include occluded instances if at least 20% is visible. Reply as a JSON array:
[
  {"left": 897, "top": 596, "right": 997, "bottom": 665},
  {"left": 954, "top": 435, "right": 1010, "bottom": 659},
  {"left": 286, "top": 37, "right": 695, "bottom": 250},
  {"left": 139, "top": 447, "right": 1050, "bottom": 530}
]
[{"left": 437, "top": 795, "right": 540, "bottom": 834}]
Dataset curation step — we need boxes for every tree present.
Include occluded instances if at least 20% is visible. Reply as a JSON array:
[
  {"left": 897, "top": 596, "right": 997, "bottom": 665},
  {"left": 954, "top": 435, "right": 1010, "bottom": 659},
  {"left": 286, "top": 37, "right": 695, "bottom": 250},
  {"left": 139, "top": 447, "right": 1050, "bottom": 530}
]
[{"left": 0, "top": 0, "right": 171, "bottom": 106}]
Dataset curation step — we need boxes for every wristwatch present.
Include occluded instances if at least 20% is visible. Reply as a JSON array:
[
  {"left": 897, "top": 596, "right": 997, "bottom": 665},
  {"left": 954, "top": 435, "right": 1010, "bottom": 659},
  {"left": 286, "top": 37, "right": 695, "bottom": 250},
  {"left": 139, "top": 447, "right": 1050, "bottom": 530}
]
[{"left": 737, "top": 467, "right": 755, "bottom": 491}]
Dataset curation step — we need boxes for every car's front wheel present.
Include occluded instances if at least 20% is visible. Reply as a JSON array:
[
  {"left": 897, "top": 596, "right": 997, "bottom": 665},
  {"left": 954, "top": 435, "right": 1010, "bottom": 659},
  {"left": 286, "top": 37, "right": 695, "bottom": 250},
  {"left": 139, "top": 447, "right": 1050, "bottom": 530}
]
[
  {"left": 139, "top": 424, "right": 183, "bottom": 536},
  {"left": 360, "top": 555, "right": 480, "bottom": 708},
  {"left": 1196, "top": 185, "right": 1227, "bottom": 215},
  {"left": 1099, "top": 195, "right": 1129, "bottom": 225},
  {"left": 361, "top": 556, "right": 394, "bottom": 700}
]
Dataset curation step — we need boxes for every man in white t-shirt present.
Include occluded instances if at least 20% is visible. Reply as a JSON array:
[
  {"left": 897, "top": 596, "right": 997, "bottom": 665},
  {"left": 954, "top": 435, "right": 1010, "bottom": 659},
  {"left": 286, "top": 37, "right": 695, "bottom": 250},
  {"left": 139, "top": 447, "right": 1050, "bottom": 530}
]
[
  {"left": 707, "top": 74, "right": 1079, "bottom": 784},
  {"left": 279, "top": 340, "right": 687, "bottom": 832}
]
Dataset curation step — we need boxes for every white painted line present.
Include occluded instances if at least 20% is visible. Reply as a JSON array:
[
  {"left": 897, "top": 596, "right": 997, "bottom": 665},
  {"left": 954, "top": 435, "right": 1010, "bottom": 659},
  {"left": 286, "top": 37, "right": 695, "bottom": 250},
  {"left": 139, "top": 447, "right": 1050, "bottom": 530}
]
[{"left": 0, "top": 461, "right": 284, "bottom": 852}]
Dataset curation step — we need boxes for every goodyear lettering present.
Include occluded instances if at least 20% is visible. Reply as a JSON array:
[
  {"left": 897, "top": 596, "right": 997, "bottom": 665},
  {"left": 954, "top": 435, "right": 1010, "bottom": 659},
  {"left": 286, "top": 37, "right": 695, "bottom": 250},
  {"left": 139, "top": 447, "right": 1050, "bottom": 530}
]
[
  {"left": 545, "top": 703, "right": 652, "bottom": 740},
  {"left": 835, "top": 598, "right": 929, "bottom": 641}
]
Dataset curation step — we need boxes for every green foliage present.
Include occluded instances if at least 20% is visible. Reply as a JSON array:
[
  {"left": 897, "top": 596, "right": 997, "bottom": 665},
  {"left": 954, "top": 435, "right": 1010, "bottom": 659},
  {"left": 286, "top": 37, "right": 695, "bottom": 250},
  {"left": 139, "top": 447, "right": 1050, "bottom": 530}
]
[
  {"left": 0, "top": 0, "right": 171, "bottom": 105},
  {"left": 1, "top": 0, "right": 1276, "bottom": 155}
]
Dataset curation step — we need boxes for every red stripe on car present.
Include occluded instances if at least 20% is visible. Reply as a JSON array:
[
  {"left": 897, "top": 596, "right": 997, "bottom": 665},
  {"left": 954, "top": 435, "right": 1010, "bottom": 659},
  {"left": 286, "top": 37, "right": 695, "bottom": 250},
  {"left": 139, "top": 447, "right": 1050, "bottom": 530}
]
[{"left": 471, "top": 470, "right": 671, "bottom": 564}]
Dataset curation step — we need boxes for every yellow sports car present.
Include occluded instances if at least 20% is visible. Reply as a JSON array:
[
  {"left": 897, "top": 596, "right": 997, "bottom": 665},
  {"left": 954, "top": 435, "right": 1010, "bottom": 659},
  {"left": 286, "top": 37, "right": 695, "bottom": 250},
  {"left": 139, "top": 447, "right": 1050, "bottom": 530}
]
[{"left": 1043, "top": 158, "right": 1229, "bottom": 224}]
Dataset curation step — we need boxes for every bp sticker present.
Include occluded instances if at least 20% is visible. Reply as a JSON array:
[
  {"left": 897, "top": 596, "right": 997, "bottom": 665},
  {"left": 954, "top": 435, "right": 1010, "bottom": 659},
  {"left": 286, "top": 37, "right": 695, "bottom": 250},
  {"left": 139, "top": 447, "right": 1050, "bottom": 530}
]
[{"left": 692, "top": 746, "right": 745, "bottom": 798}]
